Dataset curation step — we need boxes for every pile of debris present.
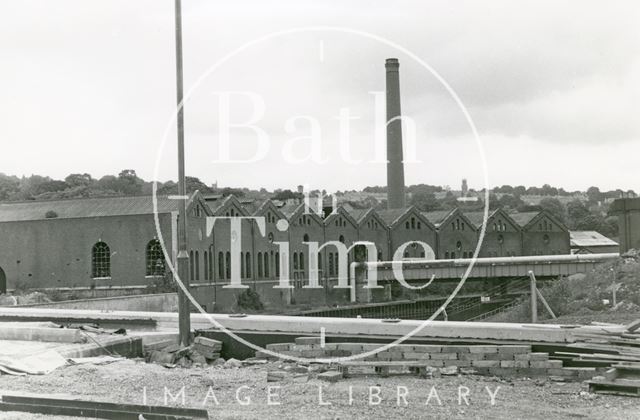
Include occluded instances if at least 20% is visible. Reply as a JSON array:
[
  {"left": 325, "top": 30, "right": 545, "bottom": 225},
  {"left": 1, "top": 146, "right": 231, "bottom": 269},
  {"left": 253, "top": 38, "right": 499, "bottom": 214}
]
[{"left": 147, "top": 336, "right": 225, "bottom": 368}]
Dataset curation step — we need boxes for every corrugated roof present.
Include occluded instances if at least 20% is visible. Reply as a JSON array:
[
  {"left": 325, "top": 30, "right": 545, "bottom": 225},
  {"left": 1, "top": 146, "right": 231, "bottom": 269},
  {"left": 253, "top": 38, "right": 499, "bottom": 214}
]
[
  {"left": 570, "top": 231, "right": 618, "bottom": 247},
  {"left": 0, "top": 195, "right": 185, "bottom": 222}
]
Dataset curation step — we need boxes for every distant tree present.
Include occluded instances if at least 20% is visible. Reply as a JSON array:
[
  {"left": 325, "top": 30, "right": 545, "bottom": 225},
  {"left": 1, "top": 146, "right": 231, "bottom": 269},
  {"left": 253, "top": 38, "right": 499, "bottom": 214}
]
[
  {"left": 513, "top": 185, "right": 526, "bottom": 196},
  {"left": 65, "top": 173, "right": 93, "bottom": 187},
  {"left": 273, "top": 189, "right": 301, "bottom": 200},
  {"left": 498, "top": 194, "right": 524, "bottom": 210},
  {"left": 410, "top": 191, "right": 442, "bottom": 211},
  {"left": 539, "top": 197, "right": 567, "bottom": 224},
  {"left": 34, "top": 180, "right": 68, "bottom": 195},
  {"left": 566, "top": 200, "right": 590, "bottom": 229},
  {"left": 586, "top": 186, "right": 602, "bottom": 203},
  {"left": 0, "top": 173, "right": 21, "bottom": 200}
]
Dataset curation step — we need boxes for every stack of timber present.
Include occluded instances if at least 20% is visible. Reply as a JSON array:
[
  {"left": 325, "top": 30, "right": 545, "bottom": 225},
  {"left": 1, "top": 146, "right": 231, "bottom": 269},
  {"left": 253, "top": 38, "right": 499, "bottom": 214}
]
[
  {"left": 550, "top": 319, "right": 640, "bottom": 370},
  {"left": 587, "top": 363, "right": 640, "bottom": 397}
]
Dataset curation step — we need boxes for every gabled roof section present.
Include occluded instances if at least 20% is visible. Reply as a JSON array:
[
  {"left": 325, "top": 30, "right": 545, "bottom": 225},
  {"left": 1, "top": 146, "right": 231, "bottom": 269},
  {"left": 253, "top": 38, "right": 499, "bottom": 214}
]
[
  {"left": 347, "top": 207, "right": 388, "bottom": 229},
  {"left": 283, "top": 203, "right": 324, "bottom": 227},
  {"left": 510, "top": 211, "right": 540, "bottom": 228},
  {"left": 378, "top": 206, "right": 436, "bottom": 230},
  {"left": 207, "top": 194, "right": 250, "bottom": 217},
  {"left": 465, "top": 208, "right": 520, "bottom": 232},
  {"left": 422, "top": 209, "right": 455, "bottom": 227},
  {"left": 523, "top": 209, "right": 568, "bottom": 232},
  {"left": 324, "top": 206, "right": 358, "bottom": 229},
  {"left": 252, "top": 199, "right": 287, "bottom": 221},
  {"left": 0, "top": 194, "right": 201, "bottom": 223}
]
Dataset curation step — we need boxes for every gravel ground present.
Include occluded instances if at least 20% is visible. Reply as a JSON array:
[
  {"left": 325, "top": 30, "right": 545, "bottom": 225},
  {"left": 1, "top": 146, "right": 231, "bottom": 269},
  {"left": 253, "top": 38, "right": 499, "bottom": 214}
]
[
  {"left": 0, "top": 360, "right": 640, "bottom": 420},
  {"left": 1, "top": 359, "right": 639, "bottom": 419}
]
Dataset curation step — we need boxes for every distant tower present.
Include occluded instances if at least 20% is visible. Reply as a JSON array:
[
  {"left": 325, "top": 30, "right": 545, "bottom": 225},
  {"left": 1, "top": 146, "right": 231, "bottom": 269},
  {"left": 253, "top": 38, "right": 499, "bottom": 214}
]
[
  {"left": 461, "top": 179, "right": 468, "bottom": 197},
  {"left": 385, "top": 58, "right": 406, "bottom": 209}
]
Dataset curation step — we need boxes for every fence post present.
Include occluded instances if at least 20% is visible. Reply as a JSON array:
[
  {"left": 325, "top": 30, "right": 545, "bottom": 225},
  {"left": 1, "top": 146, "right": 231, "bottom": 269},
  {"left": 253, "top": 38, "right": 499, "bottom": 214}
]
[{"left": 528, "top": 270, "right": 537, "bottom": 323}]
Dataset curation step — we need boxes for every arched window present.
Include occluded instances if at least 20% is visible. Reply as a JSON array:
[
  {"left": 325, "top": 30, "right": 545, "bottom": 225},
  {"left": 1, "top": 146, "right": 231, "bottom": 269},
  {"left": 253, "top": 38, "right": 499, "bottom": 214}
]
[
  {"left": 195, "top": 251, "right": 200, "bottom": 281},
  {"left": 299, "top": 252, "right": 305, "bottom": 271},
  {"left": 92, "top": 241, "right": 111, "bottom": 278},
  {"left": 406, "top": 221, "right": 410, "bottom": 229},
  {"left": 240, "top": 252, "right": 245, "bottom": 278},
  {"left": 328, "top": 253, "right": 334, "bottom": 276},
  {"left": 208, "top": 251, "right": 213, "bottom": 281},
  {"left": 145, "top": 240, "right": 165, "bottom": 277},
  {"left": 257, "top": 252, "right": 263, "bottom": 278},
  {"left": 456, "top": 241, "right": 462, "bottom": 250},
  {"left": 225, "top": 252, "right": 231, "bottom": 279},
  {"left": 264, "top": 252, "right": 270, "bottom": 278},
  {"left": 543, "top": 234, "right": 550, "bottom": 245},
  {"left": 377, "top": 251, "right": 383, "bottom": 261},
  {"left": 275, "top": 252, "right": 280, "bottom": 277},
  {"left": 204, "top": 251, "right": 208, "bottom": 280},
  {"left": 218, "top": 252, "right": 224, "bottom": 279},
  {"left": 245, "top": 252, "right": 251, "bottom": 278},
  {"left": 339, "top": 235, "right": 345, "bottom": 244},
  {"left": 189, "top": 250, "right": 194, "bottom": 281},
  {"left": 303, "top": 233, "right": 309, "bottom": 242},
  {"left": 411, "top": 217, "right": 415, "bottom": 229},
  {"left": 293, "top": 252, "right": 299, "bottom": 270}
]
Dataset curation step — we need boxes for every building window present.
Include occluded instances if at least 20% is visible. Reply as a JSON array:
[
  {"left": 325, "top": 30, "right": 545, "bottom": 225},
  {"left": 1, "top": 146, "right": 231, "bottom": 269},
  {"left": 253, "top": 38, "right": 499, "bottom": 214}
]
[
  {"left": 543, "top": 234, "right": 550, "bottom": 245},
  {"left": 189, "top": 250, "right": 194, "bottom": 281},
  {"left": 240, "top": 252, "right": 245, "bottom": 278},
  {"left": 245, "top": 252, "right": 251, "bottom": 278},
  {"left": 456, "top": 241, "right": 462, "bottom": 250},
  {"left": 218, "top": 252, "right": 224, "bottom": 279},
  {"left": 377, "top": 251, "right": 383, "bottom": 261},
  {"left": 208, "top": 251, "right": 213, "bottom": 281},
  {"left": 258, "top": 252, "right": 263, "bottom": 278},
  {"left": 275, "top": 252, "right": 280, "bottom": 277},
  {"left": 330, "top": 252, "right": 333, "bottom": 276},
  {"left": 91, "top": 241, "right": 111, "bottom": 278},
  {"left": 411, "top": 217, "right": 415, "bottom": 229},
  {"left": 303, "top": 233, "right": 309, "bottom": 242},
  {"left": 145, "top": 240, "right": 165, "bottom": 277},
  {"left": 445, "top": 251, "right": 449, "bottom": 259},
  {"left": 299, "top": 252, "right": 305, "bottom": 271},
  {"left": 498, "top": 234, "right": 504, "bottom": 245},
  {"left": 417, "top": 222, "right": 421, "bottom": 229},
  {"left": 204, "top": 251, "right": 208, "bottom": 280},
  {"left": 195, "top": 251, "right": 200, "bottom": 281},
  {"left": 225, "top": 252, "right": 231, "bottom": 279},
  {"left": 406, "top": 221, "right": 410, "bottom": 229},
  {"left": 339, "top": 235, "right": 345, "bottom": 244},
  {"left": 264, "top": 252, "right": 270, "bottom": 278}
]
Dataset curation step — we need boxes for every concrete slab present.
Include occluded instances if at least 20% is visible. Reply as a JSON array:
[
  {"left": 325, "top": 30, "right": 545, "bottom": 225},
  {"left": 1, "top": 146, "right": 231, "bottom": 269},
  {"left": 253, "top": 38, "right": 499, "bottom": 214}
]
[{"left": 0, "top": 307, "right": 626, "bottom": 344}]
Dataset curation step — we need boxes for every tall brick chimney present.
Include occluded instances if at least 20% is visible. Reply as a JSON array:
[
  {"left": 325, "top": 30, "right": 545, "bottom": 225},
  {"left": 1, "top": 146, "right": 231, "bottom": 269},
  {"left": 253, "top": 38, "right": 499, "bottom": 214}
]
[{"left": 385, "top": 58, "right": 406, "bottom": 209}]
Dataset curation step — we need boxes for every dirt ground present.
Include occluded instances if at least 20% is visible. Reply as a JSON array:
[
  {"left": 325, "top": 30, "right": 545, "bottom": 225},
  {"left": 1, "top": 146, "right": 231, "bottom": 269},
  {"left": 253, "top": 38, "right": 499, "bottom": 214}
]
[{"left": 0, "top": 359, "right": 639, "bottom": 419}]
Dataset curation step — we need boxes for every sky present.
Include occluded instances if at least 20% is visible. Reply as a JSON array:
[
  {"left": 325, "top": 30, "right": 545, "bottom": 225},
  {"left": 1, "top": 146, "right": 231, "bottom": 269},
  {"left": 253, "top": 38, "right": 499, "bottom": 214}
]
[{"left": 1, "top": 0, "right": 639, "bottom": 193}]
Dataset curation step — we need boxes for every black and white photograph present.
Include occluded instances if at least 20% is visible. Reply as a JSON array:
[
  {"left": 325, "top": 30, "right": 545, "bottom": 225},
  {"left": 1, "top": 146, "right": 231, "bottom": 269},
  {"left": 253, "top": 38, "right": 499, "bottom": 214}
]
[{"left": 0, "top": 1, "right": 639, "bottom": 419}]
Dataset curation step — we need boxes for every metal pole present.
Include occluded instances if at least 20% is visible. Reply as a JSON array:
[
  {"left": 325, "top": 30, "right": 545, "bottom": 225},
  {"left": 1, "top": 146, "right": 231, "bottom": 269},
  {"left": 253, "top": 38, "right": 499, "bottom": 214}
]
[
  {"left": 528, "top": 271, "right": 537, "bottom": 323},
  {"left": 174, "top": 0, "right": 191, "bottom": 346}
]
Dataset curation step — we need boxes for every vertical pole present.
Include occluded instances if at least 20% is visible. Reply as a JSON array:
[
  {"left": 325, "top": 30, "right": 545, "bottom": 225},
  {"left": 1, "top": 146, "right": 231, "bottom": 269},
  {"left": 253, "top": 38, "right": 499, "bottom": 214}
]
[
  {"left": 528, "top": 270, "right": 537, "bottom": 323},
  {"left": 174, "top": 0, "right": 191, "bottom": 347}
]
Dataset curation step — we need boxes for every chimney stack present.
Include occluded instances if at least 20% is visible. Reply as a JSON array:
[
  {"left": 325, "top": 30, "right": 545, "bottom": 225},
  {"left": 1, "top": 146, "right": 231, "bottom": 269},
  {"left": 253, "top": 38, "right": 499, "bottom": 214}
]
[{"left": 385, "top": 58, "right": 406, "bottom": 209}]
